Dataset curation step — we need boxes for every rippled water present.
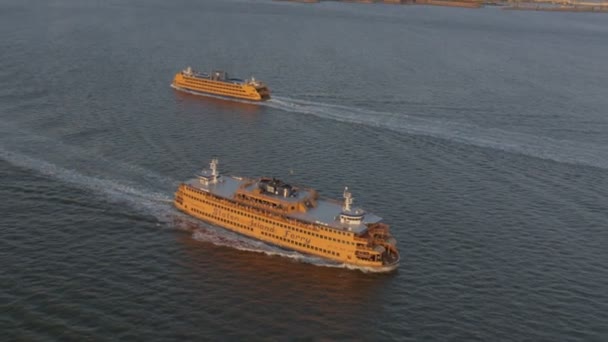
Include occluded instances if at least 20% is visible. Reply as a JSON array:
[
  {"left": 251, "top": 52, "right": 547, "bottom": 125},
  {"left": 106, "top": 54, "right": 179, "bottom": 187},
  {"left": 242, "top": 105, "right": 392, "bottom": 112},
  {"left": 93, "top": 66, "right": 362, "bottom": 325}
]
[{"left": 1, "top": 0, "right": 607, "bottom": 340}]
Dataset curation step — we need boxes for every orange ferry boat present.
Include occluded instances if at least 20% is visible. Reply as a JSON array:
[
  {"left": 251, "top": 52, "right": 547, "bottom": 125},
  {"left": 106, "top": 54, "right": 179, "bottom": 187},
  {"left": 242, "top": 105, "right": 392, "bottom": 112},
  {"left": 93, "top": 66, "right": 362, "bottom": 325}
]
[
  {"left": 174, "top": 159, "right": 400, "bottom": 271},
  {"left": 171, "top": 67, "right": 270, "bottom": 101}
]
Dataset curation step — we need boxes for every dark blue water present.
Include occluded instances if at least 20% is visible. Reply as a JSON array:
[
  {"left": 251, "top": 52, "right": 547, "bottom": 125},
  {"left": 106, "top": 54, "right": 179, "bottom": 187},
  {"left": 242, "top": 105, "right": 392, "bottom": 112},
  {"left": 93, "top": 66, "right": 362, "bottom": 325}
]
[{"left": 1, "top": 0, "right": 607, "bottom": 340}]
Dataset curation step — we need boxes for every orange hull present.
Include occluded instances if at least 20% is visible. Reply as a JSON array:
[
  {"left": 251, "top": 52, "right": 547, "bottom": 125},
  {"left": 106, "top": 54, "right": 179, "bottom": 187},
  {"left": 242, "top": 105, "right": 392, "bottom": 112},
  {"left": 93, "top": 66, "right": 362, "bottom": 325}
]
[
  {"left": 171, "top": 68, "right": 270, "bottom": 101},
  {"left": 174, "top": 160, "right": 400, "bottom": 272}
]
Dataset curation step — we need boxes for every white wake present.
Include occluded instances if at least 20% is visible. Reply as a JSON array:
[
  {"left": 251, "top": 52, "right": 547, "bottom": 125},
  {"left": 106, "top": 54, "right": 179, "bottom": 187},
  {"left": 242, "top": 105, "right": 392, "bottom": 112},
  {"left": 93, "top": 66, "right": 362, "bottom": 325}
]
[{"left": 265, "top": 96, "right": 608, "bottom": 170}]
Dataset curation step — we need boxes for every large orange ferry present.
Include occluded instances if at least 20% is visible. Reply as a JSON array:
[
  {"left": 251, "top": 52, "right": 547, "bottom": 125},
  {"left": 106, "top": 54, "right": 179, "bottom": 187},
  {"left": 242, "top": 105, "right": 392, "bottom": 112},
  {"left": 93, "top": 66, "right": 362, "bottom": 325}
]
[
  {"left": 171, "top": 67, "right": 270, "bottom": 101},
  {"left": 174, "top": 159, "right": 400, "bottom": 271}
]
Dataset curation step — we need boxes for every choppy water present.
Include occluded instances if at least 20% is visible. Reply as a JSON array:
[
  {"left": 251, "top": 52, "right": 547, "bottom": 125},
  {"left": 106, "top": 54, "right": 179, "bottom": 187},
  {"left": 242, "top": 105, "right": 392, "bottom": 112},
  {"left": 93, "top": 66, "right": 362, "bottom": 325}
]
[{"left": 1, "top": 0, "right": 607, "bottom": 340}]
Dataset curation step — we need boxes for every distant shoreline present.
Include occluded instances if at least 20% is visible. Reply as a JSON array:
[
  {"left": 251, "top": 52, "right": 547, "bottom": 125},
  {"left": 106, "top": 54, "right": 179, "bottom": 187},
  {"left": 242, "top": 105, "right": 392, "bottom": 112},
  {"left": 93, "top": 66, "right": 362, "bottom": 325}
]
[
  {"left": 273, "top": 0, "right": 608, "bottom": 12},
  {"left": 503, "top": 3, "right": 608, "bottom": 12}
]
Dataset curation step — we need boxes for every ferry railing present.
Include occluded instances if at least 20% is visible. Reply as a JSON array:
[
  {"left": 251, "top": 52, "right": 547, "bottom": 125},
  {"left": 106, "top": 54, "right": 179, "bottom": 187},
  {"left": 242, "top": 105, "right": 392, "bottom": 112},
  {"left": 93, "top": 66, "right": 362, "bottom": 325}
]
[{"left": 196, "top": 187, "right": 366, "bottom": 244}]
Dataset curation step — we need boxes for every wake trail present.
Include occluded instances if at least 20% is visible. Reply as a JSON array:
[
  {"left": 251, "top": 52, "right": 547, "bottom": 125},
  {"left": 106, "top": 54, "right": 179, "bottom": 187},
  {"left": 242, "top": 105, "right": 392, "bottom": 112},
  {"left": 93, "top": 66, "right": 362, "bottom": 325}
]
[
  {"left": 266, "top": 96, "right": 608, "bottom": 170},
  {"left": 0, "top": 142, "right": 290, "bottom": 266},
  {"left": 0, "top": 146, "right": 175, "bottom": 221},
  {"left": 0, "top": 123, "right": 359, "bottom": 270}
]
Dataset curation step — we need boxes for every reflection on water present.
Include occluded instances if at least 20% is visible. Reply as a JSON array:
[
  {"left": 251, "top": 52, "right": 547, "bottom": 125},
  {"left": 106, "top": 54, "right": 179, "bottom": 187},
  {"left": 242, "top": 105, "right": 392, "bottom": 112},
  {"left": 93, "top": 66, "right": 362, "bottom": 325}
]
[
  {"left": 174, "top": 223, "right": 395, "bottom": 315},
  {"left": 2, "top": 0, "right": 607, "bottom": 339},
  {"left": 172, "top": 88, "right": 263, "bottom": 116}
]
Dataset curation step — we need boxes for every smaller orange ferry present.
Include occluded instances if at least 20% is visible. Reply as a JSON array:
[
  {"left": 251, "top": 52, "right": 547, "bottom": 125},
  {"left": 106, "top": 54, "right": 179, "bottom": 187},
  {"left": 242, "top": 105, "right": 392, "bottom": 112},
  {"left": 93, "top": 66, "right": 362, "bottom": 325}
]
[{"left": 171, "top": 67, "right": 270, "bottom": 101}]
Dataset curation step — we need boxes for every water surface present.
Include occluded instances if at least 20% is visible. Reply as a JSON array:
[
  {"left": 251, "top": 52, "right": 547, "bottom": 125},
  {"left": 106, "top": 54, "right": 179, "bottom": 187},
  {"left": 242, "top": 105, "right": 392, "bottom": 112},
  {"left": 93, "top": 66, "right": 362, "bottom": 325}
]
[{"left": 1, "top": 0, "right": 607, "bottom": 340}]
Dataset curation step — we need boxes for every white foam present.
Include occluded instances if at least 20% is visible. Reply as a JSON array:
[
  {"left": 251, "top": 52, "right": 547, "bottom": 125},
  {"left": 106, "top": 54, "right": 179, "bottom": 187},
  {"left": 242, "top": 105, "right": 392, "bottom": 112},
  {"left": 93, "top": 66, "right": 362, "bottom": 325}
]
[
  {"left": 0, "top": 120, "right": 175, "bottom": 221},
  {"left": 0, "top": 136, "right": 397, "bottom": 272},
  {"left": 266, "top": 96, "right": 608, "bottom": 170},
  {"left": 0, "top": 146, "right": 175, "bottom": 221}
]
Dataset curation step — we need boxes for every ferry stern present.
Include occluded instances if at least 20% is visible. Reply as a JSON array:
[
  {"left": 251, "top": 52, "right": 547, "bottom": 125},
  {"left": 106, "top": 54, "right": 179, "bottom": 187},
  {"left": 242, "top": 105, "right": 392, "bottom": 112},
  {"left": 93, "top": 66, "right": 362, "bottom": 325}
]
[{"left": 339, "top": 188, "right": 400, "bottom": 271}]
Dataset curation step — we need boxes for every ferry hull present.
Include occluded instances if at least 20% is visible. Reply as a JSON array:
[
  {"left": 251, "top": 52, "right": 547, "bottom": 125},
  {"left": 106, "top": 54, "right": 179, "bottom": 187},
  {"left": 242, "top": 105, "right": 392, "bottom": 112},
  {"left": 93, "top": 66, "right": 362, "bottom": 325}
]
[
  {"left": 171, "top": 73, "right": 270, "bottom": 102},
  {"left": 174, "top": 191, "right": 399, "bottom": 272},
  {"left": 171, "top": 84, "right": 264, "bottom": 103},
  {"left": 174, "top": 159, "right": 400, "bottom": 273}
]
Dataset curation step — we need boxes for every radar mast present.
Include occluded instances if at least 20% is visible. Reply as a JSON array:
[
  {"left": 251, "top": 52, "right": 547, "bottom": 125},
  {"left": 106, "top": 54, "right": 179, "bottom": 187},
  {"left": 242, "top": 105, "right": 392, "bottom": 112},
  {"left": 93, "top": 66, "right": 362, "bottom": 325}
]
[
  {"left": 343, "top": 187, "right": 353, "bottom": 212},
  {"left": 339, "top": 186, "right": 364, "bottom": 225},
  {"left": 198, "top": 158, "right": 221, "bottom": 185}
]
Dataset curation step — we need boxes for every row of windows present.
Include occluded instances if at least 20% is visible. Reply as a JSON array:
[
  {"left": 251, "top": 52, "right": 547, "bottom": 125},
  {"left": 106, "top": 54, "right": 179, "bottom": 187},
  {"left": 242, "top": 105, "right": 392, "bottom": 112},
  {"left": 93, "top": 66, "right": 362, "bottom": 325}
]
[
  {"left": 190, "top": 207, "right": 254, "bottom": 232},
  {"left": 186, "top": 76, "right": 241, "bottom": 87},
  {"left": 184, "top": 79, "right": 244, "bottom": 92},
  {"left": 184, "top": 186, "right": 356, "bottom": 244},
  {"left": 209, "top": 194, "right": 355, "bottom": 245},
  {"left": 261, "top": 231, "right": 340, "bottom": 257},
  {"left": 189, "top": 199, "right": 343, "bottom": 258},
  {"left": 184, "top": 78, "right": 242, "bottom": 89},
  {"left": 184, "top": 81, "right": 242, "bottom": 91},
  {"left": 183, "top": 84, "right": 245, "bottom": 95},
  {"left": 355, "top": 250, "right": 380, "bottom": 262}
]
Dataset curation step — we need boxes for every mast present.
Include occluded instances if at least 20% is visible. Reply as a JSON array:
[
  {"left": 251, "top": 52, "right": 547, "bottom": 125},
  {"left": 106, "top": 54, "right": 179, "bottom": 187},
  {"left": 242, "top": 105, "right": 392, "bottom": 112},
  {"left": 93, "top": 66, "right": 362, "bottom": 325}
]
[
  {"left": 210, "top": 158, "right": 219, "bottom": 182},
  {"left": 198, "top": 158, "right": 221, "bottom": 185},
  {"left": 339, "top": 186, "right": 364, "bottom": 225},
  {"left": 343, "top": 187, "right": 353, "bottom": 212}
]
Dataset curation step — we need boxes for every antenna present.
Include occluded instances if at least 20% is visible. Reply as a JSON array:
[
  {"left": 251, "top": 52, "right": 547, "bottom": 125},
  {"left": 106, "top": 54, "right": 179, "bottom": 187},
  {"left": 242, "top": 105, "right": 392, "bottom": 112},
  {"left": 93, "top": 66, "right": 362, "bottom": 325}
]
[
  {"left": 198, "top": 158, "right": 221, "bottom": 185},
  {"left": 339, "top": 186, "right": 364, "bottom": 224},
  {"left": 210, "top": 158, "right": 219, "bottom": 178},
  {"left": 343, "top": 186, "right": 353, "bottom": 212}
]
